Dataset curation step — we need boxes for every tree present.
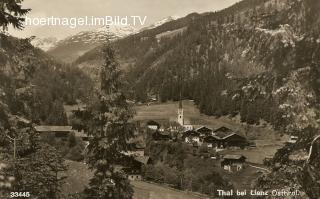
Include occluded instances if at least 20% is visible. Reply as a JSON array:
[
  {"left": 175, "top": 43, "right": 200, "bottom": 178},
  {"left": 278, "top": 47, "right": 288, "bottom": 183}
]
[
  {"left": 11, "top": 144, "right": 67, "bottom": 199},
  {"left": 0, "top": 0, "right": 31, "bottom": 30},
  {"left": 0, "top": 115, "right": 67, "bottom": 199},
  {"left": 75, "top": 44, "right": 135, "bottom": 199}
]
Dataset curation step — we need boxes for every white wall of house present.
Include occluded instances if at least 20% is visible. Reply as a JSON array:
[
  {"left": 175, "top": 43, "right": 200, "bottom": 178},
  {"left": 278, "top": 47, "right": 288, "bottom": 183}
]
[
  {"left": 148, "top": 125, "right": 158, "bottom": 130},
  {"left": 128, "top": 174, "right": 142, "bottom": 181}
]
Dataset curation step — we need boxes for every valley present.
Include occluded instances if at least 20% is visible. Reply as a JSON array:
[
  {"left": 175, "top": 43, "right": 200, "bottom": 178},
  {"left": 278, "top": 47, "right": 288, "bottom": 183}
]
[{"left": 2, "top": 0, "right": 320, "bottom": 198}]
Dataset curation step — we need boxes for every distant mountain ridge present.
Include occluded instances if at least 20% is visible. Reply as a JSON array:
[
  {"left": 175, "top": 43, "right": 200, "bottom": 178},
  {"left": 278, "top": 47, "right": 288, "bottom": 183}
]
[
  {"left": 46, "top": 25, "right": 137, "bottom": 63},
  {"left": 140, "top": 16, "right": 180, "bottom": 31},
  {"left": 31, "top": 37, "right": 59, "bottom": 51}
]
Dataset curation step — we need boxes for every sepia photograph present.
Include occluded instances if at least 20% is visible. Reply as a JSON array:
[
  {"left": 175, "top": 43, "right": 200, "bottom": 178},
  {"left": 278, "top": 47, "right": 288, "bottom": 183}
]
[{"left": 1, "top": 0, "right": 320, "bottom": 198}]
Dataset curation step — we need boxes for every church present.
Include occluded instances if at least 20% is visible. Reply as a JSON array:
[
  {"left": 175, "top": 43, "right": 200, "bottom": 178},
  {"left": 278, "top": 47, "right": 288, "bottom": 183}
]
[{"left": 177, "top": 100, "right": 193, "bottom": 130}]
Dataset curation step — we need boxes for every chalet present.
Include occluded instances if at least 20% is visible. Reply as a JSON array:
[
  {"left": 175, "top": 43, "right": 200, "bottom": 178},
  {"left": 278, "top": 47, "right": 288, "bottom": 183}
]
[
  {"left": 222, "top": 133, "right": 248, "bottom": 148},
  {"left": 122, "top": 167, "right": 142, "bottom": 181},
  {"left": 126, "top": 156, "right": 152, "bottom": 181},
  {"left": 214, "top": 127, "right": 248, "bottom": 148},
  {"left": 213, "top": 126, "right": 234, "bottom": 135},
  {"left": 221, "top": 154, "right": 246, "bottom": 172},
  {"left": 126, "top": 142, "right": 146, "bottom": 157},
  {"left": 203, "top": 135, "right": 221, "bottom": 148},
  {"left": 152, "top": 131, "right": 171, "bottom": 141},
  {"left": 182, "top": 130, "right": 201, "bottom": 145},
  {"left": 35, "top": 125, "right": 73, "bottom": 141},
  {"left": 288, "top": 136, "right": 298, "bottom": 144},
  {"left": 196, "top": 126, "right": 213, "bottom": 138},
  {"left": 146, "top": 120, "right": 160, "bottom": 130}
]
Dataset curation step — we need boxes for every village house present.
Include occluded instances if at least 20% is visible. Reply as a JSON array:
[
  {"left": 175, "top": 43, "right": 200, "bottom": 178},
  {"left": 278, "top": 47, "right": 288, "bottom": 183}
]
[
  {"left": 213, "top": 126, "right": 248, "bottom": 149},
  {"left": 213, "top": 126, "right": 234, "bottom": 135},
  {"left": 221, "top": 154, "right": 246, "bottom": 172},
  {"left": 34, "top": 125, "right": 73, "bottom": 141},
  {"left": 196, "top": 126, "right": 213, "bottom": 138},
  {"left": 152, "top": 131, "right": 172, "bottom": 142},
  {"left": 203, "top": 135, "right": 221, "bottom": 148},
  {"left": 126, "top": 142, "right": 146, "bottom": 157},
  {"left": 125, "top": 156, "right": 152, "bottom": 181},
  {"left": 182, "top": 130, "right": 201, "bottom": 145},
  {"left": 35, "top": 125, "right": 91, "bottom": 143},
  {"left": 146, "top": 120, "right": 161, "bottom": 130}
]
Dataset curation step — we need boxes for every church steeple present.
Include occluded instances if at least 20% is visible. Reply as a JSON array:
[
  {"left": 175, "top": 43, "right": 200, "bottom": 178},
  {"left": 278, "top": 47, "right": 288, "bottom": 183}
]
[{"left": 177, "top": 93, "right": 184, "bottom": 126}]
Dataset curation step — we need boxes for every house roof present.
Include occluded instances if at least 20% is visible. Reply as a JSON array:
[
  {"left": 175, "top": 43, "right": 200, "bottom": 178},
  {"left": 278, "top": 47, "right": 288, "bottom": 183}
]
[
  {"left": 203, "top": 135, "right": 221, "bottom": 142},
  {"left": 223, "top": 155, "right": 246, "bottom": 160},
  {"left": 152, "top": 131, "right": 171, "bottom": 140},
  {"left": 146, "top": 120, "right": 160, "bottom": 126},
  {"left": 214, "top": 126, "right": 233, "bottom": 133},
  {"left": 128, "top": 142, "right": 146, "bottom": 150},
  {"left": 134, "top": 156, "right": 151, "bottom": 165},
  {"left": 35, "top": 125, "right": 73, "bottom": 132},
  {"left": 182, "top": 130, "right": 200, "bottom": 138},
  {"left": 196, "top": 126, "right": 213, "bottom": 133}
]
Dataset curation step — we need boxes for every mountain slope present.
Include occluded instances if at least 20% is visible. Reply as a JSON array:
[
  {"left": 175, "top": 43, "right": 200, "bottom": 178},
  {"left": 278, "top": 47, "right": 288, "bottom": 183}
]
[
  {"left": 0, "top": 34, "right": 93, "bottom": 125},
  {"left": 140, "top": 16, "right": 180, "bottom": 32},
  {"left": 75, "top": 0, "right": 320, "bottom": 132},
  {"left": 47, "top": 25, "right": 136, "bottom": 63},
  {"left": 31, "top": 37, "right": 59, "bottom": 51}
]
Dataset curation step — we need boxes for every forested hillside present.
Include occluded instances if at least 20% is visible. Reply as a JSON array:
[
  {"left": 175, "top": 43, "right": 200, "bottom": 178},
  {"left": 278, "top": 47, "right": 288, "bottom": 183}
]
[
  {"left": 0, "top": 34, "right": 93, "bottom": 125},
  {"left": 76, "top": 0, "right": 320, "bottom": 134}
]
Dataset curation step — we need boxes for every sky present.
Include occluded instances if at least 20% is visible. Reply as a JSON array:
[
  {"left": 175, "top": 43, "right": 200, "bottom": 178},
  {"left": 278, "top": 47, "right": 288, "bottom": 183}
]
[{"left": 9, "top": 0, "right": 239, "bottom": 39}]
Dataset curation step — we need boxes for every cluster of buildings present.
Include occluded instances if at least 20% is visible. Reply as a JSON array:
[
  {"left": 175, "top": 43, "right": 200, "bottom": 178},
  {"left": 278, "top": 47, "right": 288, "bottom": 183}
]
[
  {"left": 10, "top": 101, "right": 252, "bottom": 180},
  {"left": 144, "top": 101, "right": 251, "bottom": 172}
]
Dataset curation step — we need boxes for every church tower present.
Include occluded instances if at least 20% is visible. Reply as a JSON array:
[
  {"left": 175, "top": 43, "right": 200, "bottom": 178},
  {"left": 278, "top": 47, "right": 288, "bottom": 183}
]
[{"left": 177, "top": 100, "right": 184, "bottom": 126}]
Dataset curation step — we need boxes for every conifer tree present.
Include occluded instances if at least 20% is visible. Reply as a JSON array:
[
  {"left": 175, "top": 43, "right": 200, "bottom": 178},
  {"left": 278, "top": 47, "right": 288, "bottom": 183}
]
[
  {"left": 75, "top": 44, "right": 135, "bottom": 199},
  {"left": 0, "top": 0, "right": 31, "bottom": 30}
]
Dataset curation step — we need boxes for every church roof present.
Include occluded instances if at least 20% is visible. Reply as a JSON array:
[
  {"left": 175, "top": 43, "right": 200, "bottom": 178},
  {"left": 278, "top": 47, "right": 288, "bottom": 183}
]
[{"left": 179, "top": 100, "right": 183, "bottom": 109}]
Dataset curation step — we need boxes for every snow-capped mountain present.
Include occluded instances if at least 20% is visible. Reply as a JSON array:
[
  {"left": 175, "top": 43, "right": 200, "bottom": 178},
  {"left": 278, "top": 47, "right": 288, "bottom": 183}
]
[
  {"left": 47, "top": 25, "right": 136, "bottom": 63},
  {"left": 31, "top": 37, "right": 59, "bottom": 51},
  {"left": 59, "top": 25, "right": 137, "bottom": 45},
  {"left": 140, "top": 16, "right": 180, "bottom": 31}
]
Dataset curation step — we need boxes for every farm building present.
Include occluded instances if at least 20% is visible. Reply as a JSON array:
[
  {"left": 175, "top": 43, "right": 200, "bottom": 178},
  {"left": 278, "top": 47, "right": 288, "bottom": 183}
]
[
  {"left": 213, "top": 127, "right": 248, "bottom": 148},
  {"left": 213, "top": 126, "right": 234, "bottom": 135},
  {"left": 221, "top": 154, "right": 246, "bottom": 172},
  {"left": 203, "top": 135, "right": 221, "bottom": 148},
  {"left": 196, "top": 126, "right": 213, "bottom": 137},
  {"left": 35, "top": 125, "right": 73, "bottom": 141}
]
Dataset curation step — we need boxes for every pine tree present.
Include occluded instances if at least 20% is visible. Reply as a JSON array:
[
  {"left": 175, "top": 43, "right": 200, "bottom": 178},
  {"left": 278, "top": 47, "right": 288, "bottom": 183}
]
[
  {"left": 76, "top": 44, "right": 135, "bottom": 199},
  {"left": 0, "top": 0, "right": 31, "bottom": 30}
]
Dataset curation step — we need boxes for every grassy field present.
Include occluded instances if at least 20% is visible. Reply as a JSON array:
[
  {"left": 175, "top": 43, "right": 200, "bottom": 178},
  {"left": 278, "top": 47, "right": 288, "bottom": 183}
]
[
  {"left": 132, "top": 181, "right": 207, "bottom": 199},
  {"left": 62, "top": 160, "right": 207, "bottom": 199}
]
